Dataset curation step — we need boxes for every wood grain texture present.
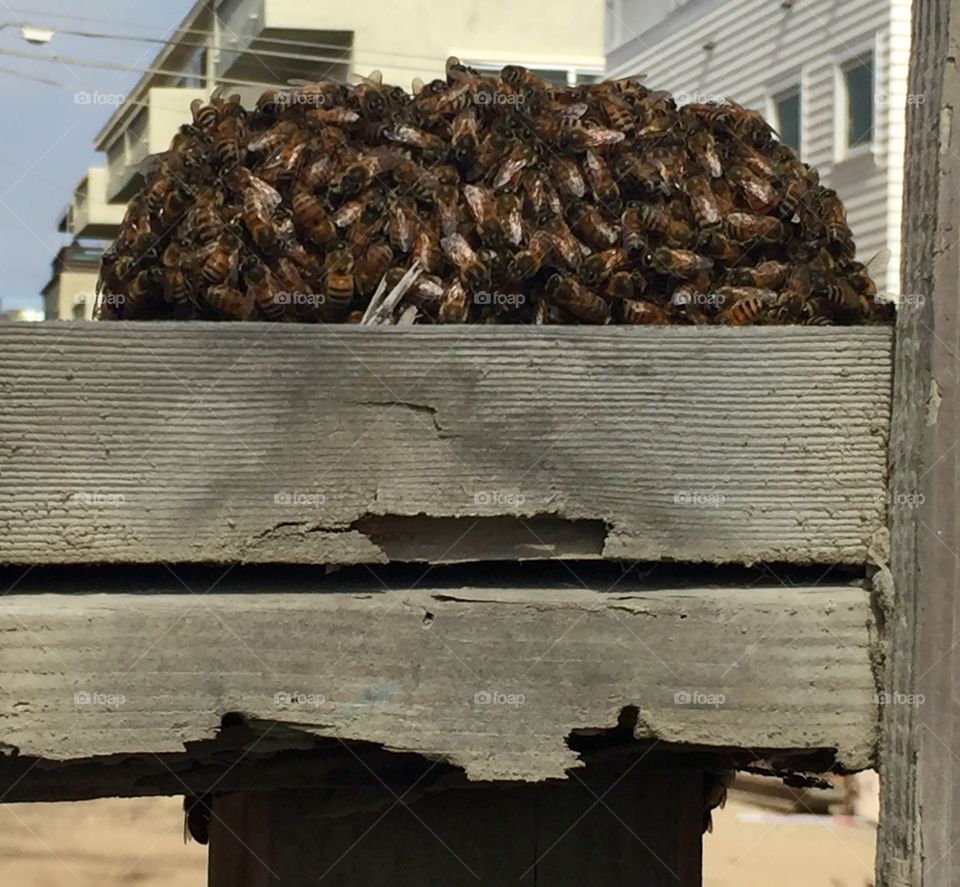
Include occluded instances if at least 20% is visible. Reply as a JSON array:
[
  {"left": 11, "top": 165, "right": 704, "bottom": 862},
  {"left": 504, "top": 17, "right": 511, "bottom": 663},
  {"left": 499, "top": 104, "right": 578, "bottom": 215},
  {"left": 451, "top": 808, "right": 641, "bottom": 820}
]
[
  {"left": 208, "top": 773, "right": 703, "bottom": 887},
  {"left": 877, "top": 0, "right": 960, "bottom": 884},
  {"left": 0, "top": 583, "right": 878, "bottom": 782},
  {"left": 0, "top": 322, "right": 892, "bottom": 566}
]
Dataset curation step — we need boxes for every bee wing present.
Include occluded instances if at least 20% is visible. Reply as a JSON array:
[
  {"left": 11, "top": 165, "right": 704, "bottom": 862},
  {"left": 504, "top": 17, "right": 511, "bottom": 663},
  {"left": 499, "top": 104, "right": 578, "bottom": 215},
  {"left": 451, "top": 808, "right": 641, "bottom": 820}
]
[
  {"left": 463, "top": 184, "right": 492, "bottom": 223},
  {"left": 582, "top": 128, "right": 627, "bottom": 148},
  {"left": 440, "top": 233, "right": 476, "bottom": 267},
  {"left": 864, "top": 248, "right": 892, "bottom": 275}
]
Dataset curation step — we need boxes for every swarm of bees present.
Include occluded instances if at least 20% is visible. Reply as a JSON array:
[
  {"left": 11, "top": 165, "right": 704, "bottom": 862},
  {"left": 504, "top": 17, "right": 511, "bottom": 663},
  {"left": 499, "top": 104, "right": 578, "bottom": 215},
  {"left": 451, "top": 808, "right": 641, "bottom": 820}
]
[{"left": 97, "top": 60, "right": 892, "bottom": 326}]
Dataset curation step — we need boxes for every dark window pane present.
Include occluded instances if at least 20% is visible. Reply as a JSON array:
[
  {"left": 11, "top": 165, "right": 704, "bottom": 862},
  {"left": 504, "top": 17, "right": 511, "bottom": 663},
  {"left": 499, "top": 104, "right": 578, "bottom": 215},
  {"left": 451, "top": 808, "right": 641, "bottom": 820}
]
[
  {"left": 776, "top": 90, "right": 801, "bottom": 153},
  {"left": 845, "top": 57, "right": 874, "bottom": 147}
]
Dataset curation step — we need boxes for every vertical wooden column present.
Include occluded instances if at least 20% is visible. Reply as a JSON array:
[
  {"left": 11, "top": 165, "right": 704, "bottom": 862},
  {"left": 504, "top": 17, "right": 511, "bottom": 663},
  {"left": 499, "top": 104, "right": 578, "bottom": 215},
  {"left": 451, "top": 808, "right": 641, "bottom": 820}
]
[
  {"left": 879, "top": 0, "right": 960, "bottom": 884},
  {"left": 208, "top": 769, "right": 702, "bottom": 886}
]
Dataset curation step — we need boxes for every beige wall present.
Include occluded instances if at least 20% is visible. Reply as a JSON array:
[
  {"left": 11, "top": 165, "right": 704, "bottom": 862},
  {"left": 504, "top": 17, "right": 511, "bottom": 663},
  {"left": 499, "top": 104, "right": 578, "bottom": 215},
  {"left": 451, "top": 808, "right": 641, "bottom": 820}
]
[
  {"left": 265, "top": 0, "right": 605, "bottom": 85},
  {"left": 45, "top": 270, "right": 100, "bottom": 321}
]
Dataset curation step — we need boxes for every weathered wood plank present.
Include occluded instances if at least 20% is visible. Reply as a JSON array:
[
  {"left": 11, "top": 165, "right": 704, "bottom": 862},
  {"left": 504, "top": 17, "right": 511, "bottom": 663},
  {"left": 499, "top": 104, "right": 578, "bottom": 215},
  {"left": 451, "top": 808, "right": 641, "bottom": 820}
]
[
  {"left": 208, "top": 772, "right": 703, "bottom": 887},
  {"left": 877, "top": 0, "right": 960, "bottom": 883},
  {"left": 0, "top": 583, "right": 878, "bottom": 783},
  {"left": 0, "top": 323, "right": 891, "bottom": 566}
]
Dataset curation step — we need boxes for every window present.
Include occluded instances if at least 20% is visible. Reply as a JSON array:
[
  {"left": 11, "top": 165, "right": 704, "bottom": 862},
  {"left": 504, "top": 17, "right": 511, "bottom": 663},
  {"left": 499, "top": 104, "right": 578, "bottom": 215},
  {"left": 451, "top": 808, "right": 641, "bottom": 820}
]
[
  {"left": 842, "top": 53, "right": 874, "bottom": 151},
  {"left": 773, "top": 86, "right": 801, "bottom": 154}
]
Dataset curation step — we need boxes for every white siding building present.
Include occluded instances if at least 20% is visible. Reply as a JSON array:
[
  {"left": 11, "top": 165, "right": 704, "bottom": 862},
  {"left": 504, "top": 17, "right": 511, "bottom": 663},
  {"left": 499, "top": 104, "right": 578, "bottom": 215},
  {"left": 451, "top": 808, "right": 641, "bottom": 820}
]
[{"left": 607, "top": 0, "right": 913, "bottom": 298}]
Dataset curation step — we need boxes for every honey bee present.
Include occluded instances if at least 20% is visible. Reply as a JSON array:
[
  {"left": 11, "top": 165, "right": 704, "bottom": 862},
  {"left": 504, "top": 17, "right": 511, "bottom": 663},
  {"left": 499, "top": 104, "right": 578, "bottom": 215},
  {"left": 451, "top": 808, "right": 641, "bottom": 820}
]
[
  {"left": 603, "top": 271, "right": 636, "bottom": 301},
  {"left": 320, "top": 250, "right": 355, "bottom": 320},
  {"left": 438, "top": 279, "right": 470, "bottom": 323},
  {"left": 354, "top": 243, "right": 394, "bottom": 295},
  {"left": 122, "top": 266, "right": 166, "bottom": 318},
  {"left": 543, "top": 216, "right": 584, "bottom": 270},
  {"left": 495, "top": 193, "right": 523, "bottom": 247},
  {"left": 650, "top": 247, "right": 714, "bottom": 278},
  {"left": 622, "top": 204, "right": 693, "bottom": 247},
  {"left": 618, "top": 298, "right": 669, "bottom": 324},
  {"left": 582, "top": 150, "right": 621, "bottom": 213},
  {"left": 688, "top": 129, "right": 722, "bottom": 178},
  {"left": 581, "top": 248, "right": 632, "bottom": 285},
  {"left": 551, "top": 157, "right": 586, "bottom": 200},
  {"left": 388, "top": 200, "right": 418, "bottom": 254},
  {"left": 213, "top": 110, "right": 246, "bottom": 170},
  {"left": 724, "top": 212, "right": 784, "bottom": 245},
  {"left": 727, "top": 164, "right": 779, "bottom": 214},
  {"left": 204, "top": 283, "right": 256, "bottom": 320},
  {"left": 716, "top": 287, "right": 777, "bottom": 324},
  {"left": 404, "top": 274, "right": 446, "bottom": 311},
  {"left": 685, "top": 176, "right": 721, "bottom": 228},
  {"left": 493, "top": 143, "right": 538, "bottom": 190},
  {"left": 441, "top": 233, "right": 490, "bottom": 289},
  {"left": 451, "top": 107, "right": 480, "bottom": 167},
  {"left": 546, "top": 274, "right": 611, "bottom": 324},
  {"left": 411, "top": 227, "right": 443, "bottom": 274},
  {"left": 728, "top": 259, "right": 789, "bottom": 289},
  {"left": 568, "top": 203, "right": 618, "bottom": 251},
  {"left": 290, "top": 188, "right": 337, "bottom": 249},
  {"left": 242, "top": 258, "right": 284, "bottom": 320},
  {"left": 508, "top": 230, "right": 554, "bottom": 281},
  {"left": 200, "top": 231, "right": 241, "bottom": 285}
]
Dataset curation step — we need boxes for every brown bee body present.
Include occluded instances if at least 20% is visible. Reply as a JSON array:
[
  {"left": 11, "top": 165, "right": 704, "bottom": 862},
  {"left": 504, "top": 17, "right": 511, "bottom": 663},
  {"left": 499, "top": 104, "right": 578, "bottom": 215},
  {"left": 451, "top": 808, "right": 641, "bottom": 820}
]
[
  {"left": 619, "top": 298, "right": 669, "bottom": 324},
  {"left": 725, "top": 212, "right": 784, "bottom": 244},
  {"left": 716, "top": 287, "right": 778, "bottom": 324},
  {"left": 355, "top": 243, "right": 395, "bottom": 295},
  {"left": 205, "top": 283, "right": 256, "bottom": 320},
  {"left": 438, "top": 280, "right": 470, "bottom": 323},
  {"left": 441, "top": 233, "right": 489, "bottom": 289},
  {"left": 547, "top": 275, "right": 611, "bottom": 324},
  {"left": 568, "top": 203, "right": 618, "bottom": 251},
  {"left": 685, "top": 176, "right": 721, "bottom": 228},
  {"left": 652, "top": 247, "right": 714, "bottom": 278}
]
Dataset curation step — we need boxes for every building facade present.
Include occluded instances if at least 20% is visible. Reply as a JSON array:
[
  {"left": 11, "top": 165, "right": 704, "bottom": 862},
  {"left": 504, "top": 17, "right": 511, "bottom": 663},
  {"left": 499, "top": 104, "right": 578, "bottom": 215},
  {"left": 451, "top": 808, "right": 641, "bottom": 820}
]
[{"left": 606, "top": 0, "right": 912, "bottom": 298}]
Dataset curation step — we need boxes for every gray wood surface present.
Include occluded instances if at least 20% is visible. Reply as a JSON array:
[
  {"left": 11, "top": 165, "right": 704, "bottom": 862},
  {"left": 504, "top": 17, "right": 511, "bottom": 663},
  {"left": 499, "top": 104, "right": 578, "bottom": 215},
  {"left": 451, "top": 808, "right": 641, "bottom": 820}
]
[
  {"left": 877, "top": 0, "right": 960, "bottom": 883},
  {"left": 208, "top": 772, "right": 703, "bottom": 887},
  {"left": 0, "top": 323, "right": 891, "bottom": 566},
  {"left": 0, "top": 583, "right": 877, "bottom": 783}
]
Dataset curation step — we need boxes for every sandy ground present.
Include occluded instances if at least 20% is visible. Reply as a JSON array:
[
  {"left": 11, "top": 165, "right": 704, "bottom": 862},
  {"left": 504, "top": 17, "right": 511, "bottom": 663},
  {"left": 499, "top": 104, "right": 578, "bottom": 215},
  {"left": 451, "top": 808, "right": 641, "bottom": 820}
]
[{"left": 0, "top": 794, "right": 875, "bottom": 886}]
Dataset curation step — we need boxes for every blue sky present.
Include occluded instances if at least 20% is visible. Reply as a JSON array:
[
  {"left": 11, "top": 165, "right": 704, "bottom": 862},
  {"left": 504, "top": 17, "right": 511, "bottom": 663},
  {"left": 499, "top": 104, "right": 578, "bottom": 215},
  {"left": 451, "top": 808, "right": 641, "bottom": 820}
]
[{"left": 0, "top": 0, "right": 196, "bottom": 311}]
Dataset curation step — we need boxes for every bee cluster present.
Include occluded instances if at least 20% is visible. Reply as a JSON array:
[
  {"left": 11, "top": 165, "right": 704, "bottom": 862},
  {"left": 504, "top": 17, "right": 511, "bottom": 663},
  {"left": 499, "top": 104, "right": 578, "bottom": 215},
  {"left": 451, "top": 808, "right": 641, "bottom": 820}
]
[{"left": 97, "top": 59, "right": 891, "bottom": 326}]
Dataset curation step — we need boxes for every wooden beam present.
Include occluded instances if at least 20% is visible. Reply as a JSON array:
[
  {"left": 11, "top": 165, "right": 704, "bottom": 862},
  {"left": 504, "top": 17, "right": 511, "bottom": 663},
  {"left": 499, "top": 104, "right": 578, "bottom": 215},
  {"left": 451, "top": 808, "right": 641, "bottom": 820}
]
[
  {"left": 0, "top": 581, "right": 877, "bottom": 795},
  {"left": 0, "top": 324, "right": 891, "bottom": 566},
  {"left": 207, "top": 770, "right": 704, "bottom": 886},
  {"left": 877, "top": 1, "right": 960, "bottom": 884}
]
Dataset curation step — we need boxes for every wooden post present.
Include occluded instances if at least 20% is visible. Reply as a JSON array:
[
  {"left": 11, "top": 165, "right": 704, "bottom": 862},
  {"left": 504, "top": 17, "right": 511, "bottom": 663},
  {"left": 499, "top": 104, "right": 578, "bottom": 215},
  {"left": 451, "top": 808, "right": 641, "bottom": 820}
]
[
  {"left": 878, "top": 0, "right": 960, "bottom": 883},
  {"left": 208, "top": 770, "right": 703, "bottom": 887}
]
